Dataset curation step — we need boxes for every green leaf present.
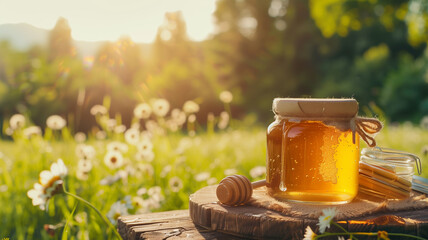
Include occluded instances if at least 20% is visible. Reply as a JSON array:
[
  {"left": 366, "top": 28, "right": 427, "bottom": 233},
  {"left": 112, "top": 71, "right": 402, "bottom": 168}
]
[{"left": 62, "top": 203, "right": 78, "bottom": 240}]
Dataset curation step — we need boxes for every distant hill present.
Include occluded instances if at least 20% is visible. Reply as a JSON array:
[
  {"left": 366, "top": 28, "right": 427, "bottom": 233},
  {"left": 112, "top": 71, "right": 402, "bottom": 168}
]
[{"left": 0, "top": 23, "right": 152, "bottom": 58}]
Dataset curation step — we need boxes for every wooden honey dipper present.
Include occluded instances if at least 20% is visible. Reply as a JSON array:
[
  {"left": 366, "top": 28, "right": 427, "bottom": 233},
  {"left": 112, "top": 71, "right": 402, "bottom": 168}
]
[{"left": 216, "top": 175, "right": 266, "bottom": 206}]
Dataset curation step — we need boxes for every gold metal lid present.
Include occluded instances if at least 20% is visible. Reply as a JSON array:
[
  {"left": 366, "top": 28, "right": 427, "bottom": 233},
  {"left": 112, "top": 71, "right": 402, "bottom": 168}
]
[{"left": 273, "top": 98, "right": 359, "bottom": 118}]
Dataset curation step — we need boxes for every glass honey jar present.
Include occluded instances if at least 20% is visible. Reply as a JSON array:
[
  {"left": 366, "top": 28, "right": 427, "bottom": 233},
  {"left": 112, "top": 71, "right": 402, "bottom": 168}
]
[{"left": 267, "top": 98, "right": 363, "bottom": 204}]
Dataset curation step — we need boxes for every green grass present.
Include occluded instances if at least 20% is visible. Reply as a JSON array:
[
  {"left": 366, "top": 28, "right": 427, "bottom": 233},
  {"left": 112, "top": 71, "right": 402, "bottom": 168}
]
[{"left": 0, "top": 117, "right": 427, "bottom": 239}]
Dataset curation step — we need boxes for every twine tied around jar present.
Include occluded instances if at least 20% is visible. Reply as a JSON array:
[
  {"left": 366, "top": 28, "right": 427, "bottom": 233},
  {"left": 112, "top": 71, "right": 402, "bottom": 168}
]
[{"left": 351, "top": 117, "right": 383, "bottom": 147}]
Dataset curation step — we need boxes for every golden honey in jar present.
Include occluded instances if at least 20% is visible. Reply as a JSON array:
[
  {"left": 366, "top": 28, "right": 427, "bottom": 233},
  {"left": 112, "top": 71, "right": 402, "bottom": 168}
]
[{"left": 266, "top": 98, "right": 360, "bottom": 204}]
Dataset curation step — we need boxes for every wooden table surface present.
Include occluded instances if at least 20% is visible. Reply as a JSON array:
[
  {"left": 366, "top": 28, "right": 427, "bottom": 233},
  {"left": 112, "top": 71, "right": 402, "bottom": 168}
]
[{"left": 118, "top": 209, "right": 244, "bottom": 240}]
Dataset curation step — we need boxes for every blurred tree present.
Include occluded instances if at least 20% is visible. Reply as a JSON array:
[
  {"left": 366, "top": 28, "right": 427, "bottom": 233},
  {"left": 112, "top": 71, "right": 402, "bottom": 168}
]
[
  {"left": 309, "top": 0, "right": 428, "bottom": 46},
  {"left": 94, "top": 37, "right": 143, "bottom": 85},
  {"left": 48, "top": 17, "right": 74, "bottom": 61},
  {"left": 212, "top": 0, "right": 323, "bottom": 120},
  {"left": 309, "top": 0, "right": 428, "bottom": 122},
  {"left": 147, "top": 11, "right": 219, "bottom": 113}
]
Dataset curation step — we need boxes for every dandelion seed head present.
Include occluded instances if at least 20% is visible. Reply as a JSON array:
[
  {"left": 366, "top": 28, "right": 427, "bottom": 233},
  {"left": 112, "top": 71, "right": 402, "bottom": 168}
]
[
  {"left": 152, "top": 98, "right": 170, "bottom": 117},
  {"left": 219, "top": 90, "right": 233, "bottom": 103},
  {"left": 171, "top": 109, "right": 186, "bottom": 126},
  {"left": 46, "top": 115, "right": 66, "bottom": 130},
  {"left": 23, "top": 126, "right": 42, "bottom": 138},
  {"left": 114, "top": 124, "right": 127, "bottom": 134},
  {"left": 188, "top": 114, "right": 196, "bottom": 123},
  {"left": 90, "top": 105, "right": 107, "bottom": 116},
  {"left": 107, "top": 141, "right": 128, "bottom": 153},
  {"left": 183, "top": 100, "right": 200, "bottom": 114},
  {"left": 74, "top": 132, "right": 86, "bottom": 143},
  {"left": 134, "top": 103, "right": 152, "bottom": 119},
  {"left": 10, "top": 114, "right": 26, "bottom": 130},
  {"left": 125, "top": 128, "right": 140, "bottom": 145},
  {"left": 96, "top": 130, "right": 107, "bottom": 140},
  {"left": 75, "top": 144, "right": 96, "bottom": 160}
]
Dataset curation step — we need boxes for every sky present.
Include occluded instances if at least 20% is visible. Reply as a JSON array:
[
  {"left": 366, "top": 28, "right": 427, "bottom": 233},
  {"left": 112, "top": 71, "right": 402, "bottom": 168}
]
[{"left": 0, "top": 0, "right": 217, "bottom": 43}]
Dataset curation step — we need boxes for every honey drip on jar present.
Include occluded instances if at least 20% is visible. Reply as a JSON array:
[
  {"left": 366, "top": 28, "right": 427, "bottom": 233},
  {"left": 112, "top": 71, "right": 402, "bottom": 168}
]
[{"left": 266, "top": 119, "right": 359, "bottom": 204}]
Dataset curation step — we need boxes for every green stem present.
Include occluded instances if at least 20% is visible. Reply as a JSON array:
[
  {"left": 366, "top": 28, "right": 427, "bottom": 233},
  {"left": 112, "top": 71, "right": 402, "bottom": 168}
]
[
  {"left": 331, "top": 222, "right": 359, "bottom": 240},
  {"left": 64, "top": 191, "right": 122, "bottom": 239}
]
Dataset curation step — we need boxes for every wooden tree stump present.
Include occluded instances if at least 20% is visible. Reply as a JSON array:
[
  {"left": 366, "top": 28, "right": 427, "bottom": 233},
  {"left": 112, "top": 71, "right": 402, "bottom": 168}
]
[{"left": 189, "top": 185, "right": 428, "bottom": 239}]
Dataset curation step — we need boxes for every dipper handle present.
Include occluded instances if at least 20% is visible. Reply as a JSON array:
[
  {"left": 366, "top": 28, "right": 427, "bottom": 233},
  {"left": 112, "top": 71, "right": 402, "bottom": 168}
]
[{"left": 216, "top": 175, "right": 266, "bottom": 206}]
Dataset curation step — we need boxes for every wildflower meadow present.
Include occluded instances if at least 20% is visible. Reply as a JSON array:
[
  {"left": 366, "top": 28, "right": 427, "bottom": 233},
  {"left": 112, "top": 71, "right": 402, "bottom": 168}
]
[
  {"left": 0, "top": 94, "right": 271, "bottom": 239},
  {"left": 1, "top": 94, "right": 428, "bottom": 239}
]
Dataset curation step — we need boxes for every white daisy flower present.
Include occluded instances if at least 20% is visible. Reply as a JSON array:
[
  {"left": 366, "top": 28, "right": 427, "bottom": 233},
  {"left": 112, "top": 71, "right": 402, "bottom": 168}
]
[
  {"left": 169, "top": 176, "right": 183, "bottom": 193},
  {"left": 148, "top": 186, "right": 164, "bottom": 202},
  {"left": 107, "top": 201, "right": 129, "bottom": 224},
  {"left": 124, "top": 128, "right": 140, "bottom": 145},
  {"left": 74, "top": 132, "right": 86, "bottom": 143},
  {"left": 107, "top": 141, "right": 128, "bottom": 153},
  {"left": 183, "top": 101, "right": 200, "bottom": 114},
  {"left": 104, "top": 151, "right": 124, "bottom": 169},
  {"left": 134, "top": 103, "right": 152, "bottom": 119},
  {"left": 78, "top": 159, "right": 93, "bottom": 172},
  {"left": 303, "top": 226, "right": 316, "bottom": 240},
  {"left": 27, "top": 159, "right": 68, "bottom": 210},
  {"left": 219, "top": 90, "right": 233, "bottom": 103},
  {"left": 90, "top": 105, "right": 107, "bottom": 116},
  {"left": 46, "top": 115, "right": 66, "bottom": 130},
  {"left": 137, "top": 138, "right": 153, "bottom": 155},
  {"left": 27, "top": 183, "right": 48, "bottom": 210},
  {"left": 75, "top": 144, "right": 96, "bottom": 160},
  {"left": 10, "top": 114, "right": 26, "bottom": 129},
  {"left": 250, "top": 166, "right": 266, "bottom": 179},
  {"left": 23, "top": 126, "right": 42, "bottom": 138},
  {"left": 151, "top": 98, "right": 170, "bottom": 117},
  {"left": 317, "top": 208, "right": 338, "bottom": 233},
  {"left": 132, "top": 196, "right": 146, "bottom": 210}
]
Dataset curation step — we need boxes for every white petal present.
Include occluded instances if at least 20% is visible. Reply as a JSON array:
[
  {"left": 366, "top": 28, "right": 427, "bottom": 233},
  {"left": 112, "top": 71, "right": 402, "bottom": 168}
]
[{"left": 39, "top": 170, "right": 54, "bottom": 185}]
